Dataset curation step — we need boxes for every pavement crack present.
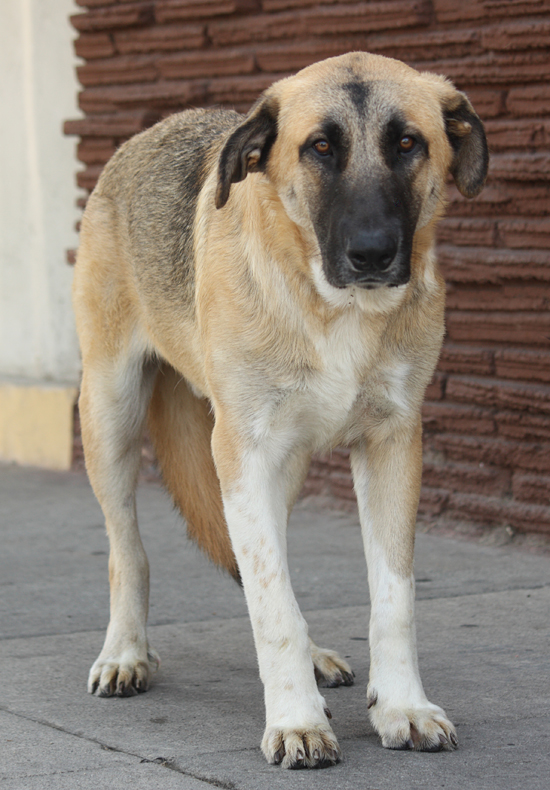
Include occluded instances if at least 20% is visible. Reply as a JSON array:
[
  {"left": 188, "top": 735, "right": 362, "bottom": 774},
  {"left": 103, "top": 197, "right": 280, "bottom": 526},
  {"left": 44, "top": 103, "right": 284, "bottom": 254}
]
[
  {"left": 139, "top": 758, "right": 238, "bottom": 789},
  {"left": 0, "top": 705, "right": 239, "bottom": 789}
]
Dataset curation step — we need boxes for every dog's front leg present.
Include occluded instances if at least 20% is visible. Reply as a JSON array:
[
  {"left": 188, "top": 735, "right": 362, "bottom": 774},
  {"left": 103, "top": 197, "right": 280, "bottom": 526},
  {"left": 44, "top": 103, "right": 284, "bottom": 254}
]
[
  {"left": 351, "top": 419, "right": 458, "bottom": 751},
  {"left": 212, "top": 422, "right": 340, "bottom": 769}
]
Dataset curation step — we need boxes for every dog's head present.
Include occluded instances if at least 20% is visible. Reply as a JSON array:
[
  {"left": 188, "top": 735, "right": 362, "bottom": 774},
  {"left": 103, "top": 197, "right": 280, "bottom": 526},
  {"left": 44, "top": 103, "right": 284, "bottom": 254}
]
[{"left": 216, "top": 52, "right": 488, "bottom": 292}]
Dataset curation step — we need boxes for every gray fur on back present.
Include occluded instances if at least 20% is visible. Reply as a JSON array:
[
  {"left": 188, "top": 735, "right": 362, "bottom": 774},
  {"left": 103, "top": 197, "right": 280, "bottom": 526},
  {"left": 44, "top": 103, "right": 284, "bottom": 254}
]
[{"left": 95, "top": 108, "right": 243, "bottom": 310}]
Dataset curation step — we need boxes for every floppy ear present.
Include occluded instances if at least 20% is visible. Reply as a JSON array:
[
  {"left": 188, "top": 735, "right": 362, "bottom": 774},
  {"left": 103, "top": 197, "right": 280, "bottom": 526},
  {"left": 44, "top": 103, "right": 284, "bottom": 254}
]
[
  {"left": 215, "top": 95, "right": 279, "bottom": 209},
  {"left": 443, "top": 91, "right": 489, "bottom": 199}
]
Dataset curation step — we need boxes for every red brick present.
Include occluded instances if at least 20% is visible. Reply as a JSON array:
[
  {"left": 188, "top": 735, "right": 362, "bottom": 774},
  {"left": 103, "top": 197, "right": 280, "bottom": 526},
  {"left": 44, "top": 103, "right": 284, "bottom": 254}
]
[
  {"left": 311, "top": 449, "right": 351, "bottom": 473},
  {"left": 158, "top": 48, "right": 256, "bottom": 80},
  {"left": 71, "top": 3, "right": 154, "bottom": 33},
  {"left": 507, "top": 83, "right": 550, "bottom": 116},
  {"left": 446, "top": 282, "right": 550, "bottom": 312},
  {"left": 445, "top": 491, "right": 550, "bottom": 534},
  {"left": 417, "top": 51, "right": 550, "bottom": 87},
  {"left": 422, "top": 402, "right": 495, "bottom": 436},
  {"left": 494, "top": 348, "right": 550, "bottom": 384},
  {"left": 327, "top": 471, "right": 356, "bottom": 501},
  {"left": 446, "top": 183, "right": 511, "bottom": 217},
  {"left": 422, "top": 460, "right": 511, "bottom": 497},
  {"left": 209, "top": 1, "right": 432, "bottom": 46},
  {"left": 206, "top": 73, "right": 286, "bottom": 105},
  {"left": 445, "top": 493, "right": 550, "bottom": 534},
  {"left": 418, "top": 486, "right": 449, "bottom": 516},
  {"left": 65, "top": 0, "right": 550, "bottom": 537},
  {"left": 115, "top": 24, "right": 206, "bottom": 54},
  {"left": 484, "top": 118, "right": 550, "bottom": 152},
  {"left": 446, "top": 311, "right": 550, "bottom": 346},
  {"left": 255, "top": 38, "right": 362, "bottom": 74},
  {"left": 75, "top": 0, "right": 121, "bottom": 6},
  {"left": 437, "top": 219, "right": 496, "bottom": 247},
  {"left": 512, "top": 472, "right": 550, "bottom": 505},
  {"left": 76, "top": 164, "right": 104, "bottom": 192},
  {"left": 482, "top": 18, "right": 550, "bottom": 51},
  {"left": 437, "top": 245, "right": 550, "bottom": 284},
  {"left": 156, "top": 0, "right": 259, "bottom": 23},
  {"left": 459, "top": 88, "right": 506, "bottom": 120},
  {"left": 446, "top": 180, "right": 550, "bottom": 219},
  {"left": 263, "top": 0, "right": 355, "bottom": 9},
  {"left": 77, "top": 55, "right": 159, "bottom": 87},
  {"left": 489, "top": 152, "right": 550, "bottom": 182},
  {"left": 75, "top": 33, "right": 115, "bottom": 60},
  {"left": 498, "top": 218, "right": 550, "bottom": 249},
  {"left": 369, "top": 27, "right": 483, "bottom": 62},
  {"left": 438, "top": 344, "right": 495, "bottom": 376},
  {"left": 434, "top": 0, "right": 550, "bottom": 24},
  {"left": 446, "top": 375, "right": 550, "bottom": 415},
  {"left": 496, "top": 411, "right": 550, "bottom": 443},
  {"left": 425, "top": 371, "right": 446, "bottom": 401},
  {"left": 64, "top": 110, "right": 160, "bottom": 138},
  {"left": 79, "top": 79, "right": 207, "bottom": 113},
  {"left": 77, "top": 138, "right": 117, "bottom": 165},
  {"left": 427, "top": 433, "right": 550, "bottom": 473},
  {"left": 258, "top": 27, "right": 484, "bottom": 72}
]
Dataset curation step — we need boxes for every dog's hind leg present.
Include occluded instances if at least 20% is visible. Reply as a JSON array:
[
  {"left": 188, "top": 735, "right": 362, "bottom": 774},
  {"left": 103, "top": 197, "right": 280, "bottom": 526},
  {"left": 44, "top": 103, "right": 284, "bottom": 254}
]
[
  {"left": 147, "top": 364, "right": 240, "bottom": 581},
  {"left": 79, "top": 340, "right": 159, "bottom": 697}
]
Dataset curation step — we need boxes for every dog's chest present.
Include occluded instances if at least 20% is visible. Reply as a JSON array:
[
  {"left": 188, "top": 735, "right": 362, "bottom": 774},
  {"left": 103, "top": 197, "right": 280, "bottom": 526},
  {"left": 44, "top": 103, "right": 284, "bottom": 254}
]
[
  {"left": 256, "top": 312, "right": 414, "bottom": 450},
  {"left": 310, "top": 327, "right": 411, "bottom": 442}
]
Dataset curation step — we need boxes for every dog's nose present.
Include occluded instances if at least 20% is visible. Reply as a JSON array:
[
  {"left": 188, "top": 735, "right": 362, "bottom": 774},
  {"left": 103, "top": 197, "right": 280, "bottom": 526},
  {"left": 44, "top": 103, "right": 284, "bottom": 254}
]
[{"left": 346, "top": 229, "right": 398, "bottom": 273}]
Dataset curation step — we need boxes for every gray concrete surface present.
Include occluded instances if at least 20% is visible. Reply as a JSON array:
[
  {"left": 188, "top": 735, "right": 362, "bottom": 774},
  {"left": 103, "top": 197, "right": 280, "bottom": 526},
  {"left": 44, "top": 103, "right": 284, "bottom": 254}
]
[{"left": 1, "top": 462, "right": 549, "bottom": 789}]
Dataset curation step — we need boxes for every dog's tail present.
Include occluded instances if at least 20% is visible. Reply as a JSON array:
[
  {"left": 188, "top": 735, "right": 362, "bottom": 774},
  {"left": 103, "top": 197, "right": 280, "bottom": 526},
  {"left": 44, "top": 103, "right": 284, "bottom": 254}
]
[{"left": 147, "top": 364, "right": 241, "bottom": 583}]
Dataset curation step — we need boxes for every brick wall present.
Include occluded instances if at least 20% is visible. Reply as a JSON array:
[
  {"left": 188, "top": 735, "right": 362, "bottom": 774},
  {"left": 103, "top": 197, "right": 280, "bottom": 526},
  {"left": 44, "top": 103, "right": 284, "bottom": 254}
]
[{"left": 65, "top": 0, "right": 550, "bottom": 536}]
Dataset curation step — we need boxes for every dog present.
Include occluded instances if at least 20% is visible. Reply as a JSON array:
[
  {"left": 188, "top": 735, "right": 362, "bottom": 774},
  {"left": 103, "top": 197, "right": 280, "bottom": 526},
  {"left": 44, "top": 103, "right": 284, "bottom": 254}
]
[{"left": 72, "top": 51, "right": 488, "bottom": 769}]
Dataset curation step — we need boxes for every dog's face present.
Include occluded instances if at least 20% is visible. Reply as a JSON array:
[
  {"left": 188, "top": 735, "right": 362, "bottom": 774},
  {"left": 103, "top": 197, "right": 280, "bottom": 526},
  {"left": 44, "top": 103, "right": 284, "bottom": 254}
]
[{"left": 216, "top": 53, "right": 488, "bottom": 291}]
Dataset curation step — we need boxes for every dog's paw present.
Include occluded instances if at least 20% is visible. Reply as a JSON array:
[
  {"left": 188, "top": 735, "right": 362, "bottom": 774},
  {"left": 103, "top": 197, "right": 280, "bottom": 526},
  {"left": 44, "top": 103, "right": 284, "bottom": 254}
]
[
  {"left": 88, "top": 646, "right": 160, "bottom": 697},
  {"left": 262, "top": 724, "right": 341, "bottom": 769},
  {"left": 368, "top": 692, "right": 457, "bottom": 751},
  {"left": 310, "top": 641, "right": 354, "bottom": 688}
]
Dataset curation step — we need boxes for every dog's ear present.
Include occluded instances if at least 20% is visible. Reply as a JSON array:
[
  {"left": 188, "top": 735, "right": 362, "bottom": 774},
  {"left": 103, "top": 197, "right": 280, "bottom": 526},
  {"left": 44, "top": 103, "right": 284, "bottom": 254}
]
[
  {"left": 215, "top": 95, "right": 279, "bottom": 209},
  {"left": 443, "top": 91, "right": 489, "bottom": 199}
]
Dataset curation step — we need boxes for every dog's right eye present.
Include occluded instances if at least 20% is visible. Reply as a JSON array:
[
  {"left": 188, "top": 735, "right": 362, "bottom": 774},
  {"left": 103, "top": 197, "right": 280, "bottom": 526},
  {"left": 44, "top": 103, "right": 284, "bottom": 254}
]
[{"left": 312, "top": 139, "right": 332, "bottom": 156}]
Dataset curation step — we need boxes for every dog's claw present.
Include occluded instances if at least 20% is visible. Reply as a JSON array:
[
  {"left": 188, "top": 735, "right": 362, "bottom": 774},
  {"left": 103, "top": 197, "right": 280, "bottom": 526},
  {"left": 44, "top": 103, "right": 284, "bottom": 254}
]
[{"left": 367, "top": 689, "right": 378, "bottom": 709}]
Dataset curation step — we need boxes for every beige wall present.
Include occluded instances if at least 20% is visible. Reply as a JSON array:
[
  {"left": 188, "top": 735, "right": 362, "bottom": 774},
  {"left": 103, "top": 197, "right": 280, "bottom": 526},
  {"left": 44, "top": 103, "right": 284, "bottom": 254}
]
[{"left": 0, "top": 0, "right": 82, "bottom": 468}]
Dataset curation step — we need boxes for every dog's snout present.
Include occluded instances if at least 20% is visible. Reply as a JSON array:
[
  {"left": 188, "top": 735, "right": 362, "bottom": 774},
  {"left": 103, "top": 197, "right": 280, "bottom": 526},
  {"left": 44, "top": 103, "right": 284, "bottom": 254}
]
[{"left": 346, "top": 229, "right": 398, "bottom": 274}]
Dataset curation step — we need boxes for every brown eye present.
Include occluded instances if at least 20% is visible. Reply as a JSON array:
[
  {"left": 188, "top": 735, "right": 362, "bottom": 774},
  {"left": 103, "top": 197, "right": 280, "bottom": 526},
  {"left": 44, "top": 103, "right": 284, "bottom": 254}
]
[
  {"left": 313, "top": 139, "right": 331, "bottom": 156},
  {"left": 399, "top": 135, "right": 416, "bottom": 153}
]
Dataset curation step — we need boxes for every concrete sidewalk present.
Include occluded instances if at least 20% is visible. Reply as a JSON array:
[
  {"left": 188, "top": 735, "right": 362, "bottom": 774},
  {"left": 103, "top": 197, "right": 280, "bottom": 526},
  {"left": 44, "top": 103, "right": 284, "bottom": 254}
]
[{"left": 1, "top": 462, "right": 549, "bottom": 789}]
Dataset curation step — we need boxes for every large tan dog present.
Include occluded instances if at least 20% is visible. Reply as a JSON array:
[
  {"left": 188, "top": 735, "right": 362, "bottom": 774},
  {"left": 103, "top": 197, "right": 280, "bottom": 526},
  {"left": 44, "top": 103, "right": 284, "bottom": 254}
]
[{"left": 73, "top": 52, "right": 487, "bottom": 769}]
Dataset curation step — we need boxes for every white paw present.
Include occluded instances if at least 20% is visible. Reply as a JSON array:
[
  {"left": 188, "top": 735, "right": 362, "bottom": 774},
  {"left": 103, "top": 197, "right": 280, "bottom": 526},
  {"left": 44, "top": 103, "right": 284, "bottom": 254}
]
[
  {"left": 262, "top": 723, "right": 341, "bottom": 769},
  {"left": 368, "top": 689, "right": 458, "bottom": 751},
  {"left": 309, "top": 641, "right": 354, "bottom": 688},
  {"left": 88, "top": 645, "right": 160, "bottom": 697}
]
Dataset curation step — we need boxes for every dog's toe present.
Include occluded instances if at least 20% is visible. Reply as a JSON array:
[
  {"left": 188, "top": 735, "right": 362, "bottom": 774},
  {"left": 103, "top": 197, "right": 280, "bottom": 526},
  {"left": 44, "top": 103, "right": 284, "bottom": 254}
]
[
  {"left": 310, "top": 641, "right": 354, "bottom": 688},
  {"left": 88, "top": 647, "right": 159, "bottom": 697},
  {"left": 263, "top": 724, "right": 341, "bottom": 769},
  {"left": 370, "top": 700, "right": 457, "bottom": 752}
]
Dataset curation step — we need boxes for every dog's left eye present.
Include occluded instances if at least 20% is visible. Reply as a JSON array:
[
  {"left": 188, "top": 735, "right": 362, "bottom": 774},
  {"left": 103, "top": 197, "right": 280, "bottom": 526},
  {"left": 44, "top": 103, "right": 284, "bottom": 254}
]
[
  {"left": 398, "top": 136, "right": 416, "bottom": 153},
  {"left": 312, "top": 139, "right": 332, "bottom": 156}
]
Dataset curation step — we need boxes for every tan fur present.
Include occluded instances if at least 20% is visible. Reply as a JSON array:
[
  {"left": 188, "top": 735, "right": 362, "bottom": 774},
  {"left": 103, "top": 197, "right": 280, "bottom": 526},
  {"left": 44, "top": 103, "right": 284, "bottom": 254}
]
[
  {"left": 73, "top": 52, "right": 487, "bottom": 766},
  {"left": 148, "top": 365, "right": 240, "bottom": 581}
]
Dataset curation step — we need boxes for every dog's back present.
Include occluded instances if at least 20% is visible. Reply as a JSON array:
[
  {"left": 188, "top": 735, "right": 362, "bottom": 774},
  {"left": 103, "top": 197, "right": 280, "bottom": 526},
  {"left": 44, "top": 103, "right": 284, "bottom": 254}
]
[{"left": 80, "top": 108, "right": 242, "bottom": 315}]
